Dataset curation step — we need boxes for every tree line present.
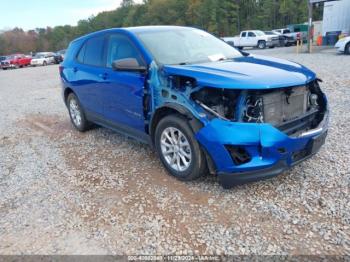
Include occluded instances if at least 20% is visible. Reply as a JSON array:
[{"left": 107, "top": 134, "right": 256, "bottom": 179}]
[{"left": 0, "top": 0, "right": 323, "bottom": 55}]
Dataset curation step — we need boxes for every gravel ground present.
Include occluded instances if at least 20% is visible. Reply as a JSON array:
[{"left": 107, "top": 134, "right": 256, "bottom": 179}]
[{"left": 0, "top": 47, "right": 349, "bottom": 255}]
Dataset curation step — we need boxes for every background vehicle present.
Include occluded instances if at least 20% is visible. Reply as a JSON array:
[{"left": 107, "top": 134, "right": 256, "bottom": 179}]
[
  {"left": 264, "top": 31, "right": 287, "bottom": 47},
  {"left": 54, "top": 49, "right": 66, "bottom": 64},
  {"left": 335, "top": 36, "right": 350, "bottom": 54},
  {"left": 60, "top": 26, "right": 328, "bottom": 188},
  {"left": 31, "top": 52, "right": 55, "bottom": 66},
  {"left": 222, "top": 30, "right": 279, "bottom": 49},
  {"left": 272, "top": 28, "right": 303, "bottom": 45},
  {"left": 1, "top": 54, "right": 32, "bottom": 70},
  {"left": 54, "top": 53, "right": 63, "bottom": 64}
]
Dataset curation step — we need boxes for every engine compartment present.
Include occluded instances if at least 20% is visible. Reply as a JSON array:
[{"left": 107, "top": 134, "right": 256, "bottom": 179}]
[{"left": 191, "top": 80, "right": 326, "bottom": 137}]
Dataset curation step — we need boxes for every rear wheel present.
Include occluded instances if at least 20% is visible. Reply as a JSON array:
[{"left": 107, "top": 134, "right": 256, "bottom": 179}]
[
  {"left": 258, "top": 41, "right": 266, "bottom": 49},
  {"left": 345, "top": 43, "right": 350, "bottom": 55},
  {"left": 67, "top": 93, "right": 91, "bottom": 132},
  {"left": 155, "top": 115, "right": 207, "bottom": 181}
]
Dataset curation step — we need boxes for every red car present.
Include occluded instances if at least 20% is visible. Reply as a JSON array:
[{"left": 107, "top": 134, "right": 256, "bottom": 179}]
[{"left": 1, "top": 54, "right": 32, "bottom": 70}]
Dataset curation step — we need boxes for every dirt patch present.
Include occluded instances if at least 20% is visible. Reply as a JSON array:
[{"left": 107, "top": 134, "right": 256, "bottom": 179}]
[{"left": 18, "top": 113, "right": 74, "bottom": 138}]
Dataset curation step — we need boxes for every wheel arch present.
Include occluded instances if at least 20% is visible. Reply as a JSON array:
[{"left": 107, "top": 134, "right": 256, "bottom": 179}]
[
  {"left": 63, "top": 87, "right": 75, "bottom": 105},
  {"left": 345, "top": 42, "right": 350, "bottom": 54},
  {"left": 149, "top": 103, "right": 217, "bottom": 174},
  {"left": 149, "top": 103, "right": 203, "bottom": 145}
]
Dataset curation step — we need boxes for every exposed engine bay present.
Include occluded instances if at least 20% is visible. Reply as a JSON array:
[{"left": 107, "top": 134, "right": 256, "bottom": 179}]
[{"left": 191, "top": 80, "right": 326, "bottom": 137}]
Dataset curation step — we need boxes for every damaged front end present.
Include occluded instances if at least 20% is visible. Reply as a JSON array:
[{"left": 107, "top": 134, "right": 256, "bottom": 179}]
[{"left": 148, "top": 62, "right": 328, "bottom": 188}]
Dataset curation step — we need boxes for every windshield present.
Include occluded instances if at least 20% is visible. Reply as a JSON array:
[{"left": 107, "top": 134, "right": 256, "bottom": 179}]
[
  {"left": 264, "top": 31, "right": 275, "bottom": 35},
  {"left": 137, "top": 28, "right": 242, "bottom": 65},
  {"left": 254, "top": 31, "right": 265, "bottom": 36}
]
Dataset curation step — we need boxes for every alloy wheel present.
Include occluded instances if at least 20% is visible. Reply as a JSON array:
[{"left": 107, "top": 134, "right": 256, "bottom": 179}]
[
  {"left": 160, "top": 127, "right": 192, "bottom": 172},
  {"left": 69, "top": 98, "right": 82, "bottom": 127}
]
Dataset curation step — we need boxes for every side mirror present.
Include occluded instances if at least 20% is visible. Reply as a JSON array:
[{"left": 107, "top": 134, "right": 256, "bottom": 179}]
[{"left": 112, "top": 58, "right": 147, "bottom": 72}]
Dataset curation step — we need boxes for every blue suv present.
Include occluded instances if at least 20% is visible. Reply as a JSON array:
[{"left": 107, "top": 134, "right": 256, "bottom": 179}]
[{"left": 60, "top": 26, "right": 328, "bottom": 188}]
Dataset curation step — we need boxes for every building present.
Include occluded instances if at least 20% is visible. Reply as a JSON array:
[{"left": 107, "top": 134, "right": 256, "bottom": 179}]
[{"left": 322, "top": 0, "right": 350, "bottom": 36}]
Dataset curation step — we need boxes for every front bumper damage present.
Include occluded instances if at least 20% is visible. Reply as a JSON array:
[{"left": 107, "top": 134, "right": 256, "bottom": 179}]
[{"left": 196, "top": 110, "right": 329, "bottom": 189}]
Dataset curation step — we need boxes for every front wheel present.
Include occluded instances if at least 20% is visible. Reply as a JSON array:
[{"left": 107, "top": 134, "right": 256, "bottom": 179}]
[
  {"left": 155, "top": 115, "right": 207, "bottom": 181},
  {"left": 345, "top": 43, "right": 350, "bottom": 55},
  {"left": 67, "top": 93, "right": 91, "bottom": 132},
  {"left": 258, "top": 41, "right": 266, "bottom": 49}
]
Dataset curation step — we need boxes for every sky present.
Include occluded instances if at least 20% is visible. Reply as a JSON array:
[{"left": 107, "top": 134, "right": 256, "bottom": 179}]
[{"left": 0, "top": 0, "right": 140, "bottom": 31}]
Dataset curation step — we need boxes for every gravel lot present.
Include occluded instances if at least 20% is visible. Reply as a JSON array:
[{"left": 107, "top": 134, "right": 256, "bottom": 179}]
[{"left": 0, "top": 47, "right": 349, "bottom": 255}]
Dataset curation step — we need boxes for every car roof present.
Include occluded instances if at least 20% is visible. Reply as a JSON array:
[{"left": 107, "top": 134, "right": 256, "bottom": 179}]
[{"left": 71, "top": 26, "right": 196, "bottom": 43}]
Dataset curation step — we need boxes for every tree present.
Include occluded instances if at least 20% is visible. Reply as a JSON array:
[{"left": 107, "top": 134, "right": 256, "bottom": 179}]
[{"left": 0, "top": 0, "right": 317, "bottom": 55}]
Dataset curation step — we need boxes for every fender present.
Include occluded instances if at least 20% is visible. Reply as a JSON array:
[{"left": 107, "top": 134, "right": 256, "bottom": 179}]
[{"left": 149, "top": 103, "right": 204, "bottom": 143}]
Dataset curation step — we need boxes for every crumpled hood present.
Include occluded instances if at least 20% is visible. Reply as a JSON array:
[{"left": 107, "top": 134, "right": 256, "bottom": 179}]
[{"left": 163, "top": 55, "right": 316, "bottom": 89}]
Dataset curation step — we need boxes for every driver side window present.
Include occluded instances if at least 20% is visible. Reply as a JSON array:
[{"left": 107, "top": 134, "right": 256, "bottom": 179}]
[
  {"left": 248, "top": 32, "right": 256, "bottom": 37},
  {"left": 106, "top": 34, "right": 143, "bottom": 68}
]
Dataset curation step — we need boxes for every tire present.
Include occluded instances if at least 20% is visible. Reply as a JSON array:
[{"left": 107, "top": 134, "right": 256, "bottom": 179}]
[
  {"left": 258, "top": 41, "right": 266, "bottom": 49},
  {"left": 345, "top": 43, "right": 350, "bottom": 55},
  {"left": 154, "top": 115, "right": 207, "bottom": 181},
  {"left": 43, "top": 61, "right": 47, "bottom": 66},
  {"left": 67, "top": 93, "right": 91, "bottom": 132}
]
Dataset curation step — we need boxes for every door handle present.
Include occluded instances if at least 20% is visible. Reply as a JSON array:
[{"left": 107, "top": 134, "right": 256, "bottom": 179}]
[
  {"left": 73, "top": 67, "right": 78, "bottom": 73},
  {"left": 98, "top": 73, "right": 108, "bottom": 80}
]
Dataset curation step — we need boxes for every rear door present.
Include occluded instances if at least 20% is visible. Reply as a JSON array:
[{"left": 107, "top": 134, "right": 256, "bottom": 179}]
[
  {"left": 72, "top": 34, "right": 107, "bottom": 116},
  {"left": 240, "top": 32, "right": 248, "bottom": 46}
]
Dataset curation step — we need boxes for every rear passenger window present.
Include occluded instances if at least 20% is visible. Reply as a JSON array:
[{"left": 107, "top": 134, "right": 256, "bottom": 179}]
[
  {"left": 77, "top": 35, "right": 105, "bottom": 66},
  {"left": 241, "top": 32, "right": 247, "bottom": 37}
]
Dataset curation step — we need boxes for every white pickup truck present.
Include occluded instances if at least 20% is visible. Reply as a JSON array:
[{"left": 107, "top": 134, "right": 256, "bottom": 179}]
[{"left": 222, "top": 30, "right": 279, "bottom": 49}]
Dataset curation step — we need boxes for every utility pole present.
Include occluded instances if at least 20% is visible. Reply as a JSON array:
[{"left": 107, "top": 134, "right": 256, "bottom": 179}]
[{"left": 308, "top": 1, "right": 313, "bottom": 53}]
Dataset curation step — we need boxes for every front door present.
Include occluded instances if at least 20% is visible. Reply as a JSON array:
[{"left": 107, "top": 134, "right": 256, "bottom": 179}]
[
  {"left": 102, "top": 33, "right": 146, "bottom": 132},
  {"left": 247, "top": 31, "right": 257, "bottom": 46}
]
